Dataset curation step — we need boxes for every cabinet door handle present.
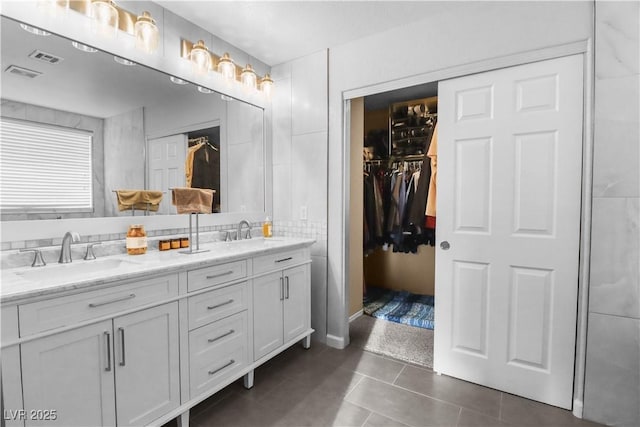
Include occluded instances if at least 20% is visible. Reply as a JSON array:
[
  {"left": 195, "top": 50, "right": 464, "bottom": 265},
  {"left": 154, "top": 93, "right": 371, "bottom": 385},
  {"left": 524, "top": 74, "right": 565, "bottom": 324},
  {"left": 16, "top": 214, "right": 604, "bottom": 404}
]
[
  {"left": 118, "top": 327, "right": 126, "bottom": 366},
  {"left": 207, "top": 299, "right": 234, "bottom": 310},
  {"left": 208, "top": 359, "right": 235, "bottom": 376},
  {"left": 275, "top": 257, "right": 292, "bottom": 263},
  {"left": 280, "top": 277, "right": 284, "bottom": 301},
  {"left": 89, "top": 293, "right": 136, "bottom": 308},
  {"left": 206, "top": 270, "right": 234, "bottom": 280},
  {"left": 104, "top": 331, "right": 111, "bottom": 372},
  {"left": 208, "top": 329, "right": 235, "bottom": 343},
  {"left": 285, "top": 276, "right": 290, "bottom": 300}
]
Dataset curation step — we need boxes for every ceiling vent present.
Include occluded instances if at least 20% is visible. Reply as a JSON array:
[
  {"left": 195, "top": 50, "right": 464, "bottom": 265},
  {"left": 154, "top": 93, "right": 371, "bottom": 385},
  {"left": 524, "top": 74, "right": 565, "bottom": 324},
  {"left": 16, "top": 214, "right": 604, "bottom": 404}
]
[
  {"left": 28, "top": 49, "right": 63, "bottom": 64},
  {"left": 4, "top": 65, "right": 42, "bottom": 79}
]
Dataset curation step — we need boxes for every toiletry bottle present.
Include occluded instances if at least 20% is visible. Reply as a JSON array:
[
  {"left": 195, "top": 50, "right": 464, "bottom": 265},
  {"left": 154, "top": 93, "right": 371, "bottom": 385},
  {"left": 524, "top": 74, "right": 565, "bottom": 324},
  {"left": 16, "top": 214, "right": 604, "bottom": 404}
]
[{"left": 263, "top": 216, "right": 272, "bottom": 238}]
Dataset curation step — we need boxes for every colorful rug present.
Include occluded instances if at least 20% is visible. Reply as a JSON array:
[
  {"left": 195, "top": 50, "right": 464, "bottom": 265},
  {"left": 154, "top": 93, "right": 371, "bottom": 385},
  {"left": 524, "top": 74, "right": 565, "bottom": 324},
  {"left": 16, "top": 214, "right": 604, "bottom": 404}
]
[{"left": 363, "top": 286, "right": 435, "bottom": 330}]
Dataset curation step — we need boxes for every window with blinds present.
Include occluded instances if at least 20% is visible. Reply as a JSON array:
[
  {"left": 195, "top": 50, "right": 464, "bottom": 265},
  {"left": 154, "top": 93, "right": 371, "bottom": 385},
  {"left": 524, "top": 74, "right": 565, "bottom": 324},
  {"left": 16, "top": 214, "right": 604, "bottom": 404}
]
[{"left": 0, "top": 117, "right": 93, "bottom": 213}]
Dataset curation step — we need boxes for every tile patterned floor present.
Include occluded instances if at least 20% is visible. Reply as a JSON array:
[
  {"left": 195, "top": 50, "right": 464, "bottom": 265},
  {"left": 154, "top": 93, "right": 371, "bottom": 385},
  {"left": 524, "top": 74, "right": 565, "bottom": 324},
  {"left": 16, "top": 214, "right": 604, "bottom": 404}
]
[{"left": 163, "top": 339, "right": 603, "bottom": 427}]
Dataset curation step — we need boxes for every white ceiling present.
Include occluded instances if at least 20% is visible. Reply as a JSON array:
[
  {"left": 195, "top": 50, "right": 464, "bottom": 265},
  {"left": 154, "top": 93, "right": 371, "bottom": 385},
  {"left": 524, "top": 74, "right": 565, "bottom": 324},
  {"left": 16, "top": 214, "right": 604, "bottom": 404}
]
[{"left": 156, "top": 1, "right": 452, "bottom": 66}]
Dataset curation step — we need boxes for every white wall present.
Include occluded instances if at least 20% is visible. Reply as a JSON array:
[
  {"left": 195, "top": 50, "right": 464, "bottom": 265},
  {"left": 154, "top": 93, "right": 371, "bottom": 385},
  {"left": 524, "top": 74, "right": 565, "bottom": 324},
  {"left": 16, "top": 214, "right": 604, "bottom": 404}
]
[
  {"left": 326, "top": 0, "right": 593, "bottom": 348},
  {"left": 271, "top": 49, "right": 328, "bottom": 342},
  {"left": 583, "top": 1, "right": 640, "bottom": 425}
]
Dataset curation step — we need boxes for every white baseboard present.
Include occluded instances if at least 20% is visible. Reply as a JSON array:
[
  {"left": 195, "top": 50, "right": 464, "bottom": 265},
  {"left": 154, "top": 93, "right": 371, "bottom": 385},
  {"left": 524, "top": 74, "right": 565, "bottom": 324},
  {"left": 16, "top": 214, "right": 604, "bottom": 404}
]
[
  {"left": 326, "top": 334, "right": 346, "bottom": 349},
  {"left": 572, "top": 399, "right": 583, "bottom": 418},
  {"left": 349, "top": 309, "right": 363, "bottom": 323}
]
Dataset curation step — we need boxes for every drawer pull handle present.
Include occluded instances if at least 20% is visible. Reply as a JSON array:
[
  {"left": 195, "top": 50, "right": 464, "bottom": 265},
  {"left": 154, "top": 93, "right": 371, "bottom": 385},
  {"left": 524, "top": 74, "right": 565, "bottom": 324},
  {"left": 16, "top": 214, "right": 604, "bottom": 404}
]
[
  {"left": 104, "top": 331, "right": 111, "bottom": 372},
  {"left": 275, "top": 257, "right": 293, "bottom": 263},
  {"left": 208, "top": 359, "right": 235, "bottom": 376},
  {"left": 118, "top": 327, "right": 126, "bottom": 366},
  {"left": 208, "top": 329, "right": 235, "bottom": 343},
  {"left": 206, "top": 270, "right": 234, "bottom": 280},
  {"left": 207, "top": 299, "right": 234, "bottom": 310},
  {"left": 89, "top": 293, "right": 136, "bottom": 308}
]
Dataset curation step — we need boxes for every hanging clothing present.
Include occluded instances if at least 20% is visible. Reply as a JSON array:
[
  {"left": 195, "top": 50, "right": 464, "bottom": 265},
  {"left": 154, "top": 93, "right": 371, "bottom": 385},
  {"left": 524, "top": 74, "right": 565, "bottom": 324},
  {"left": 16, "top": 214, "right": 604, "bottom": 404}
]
[
  {"left": 425, "top": 123, "right": 438, "bottom": 218},
  {"left": 407, "top": 124, "right": 435, "bottom": 228},
  {"left": 185, "top": 143, "right": 203, "bottom": 188}
]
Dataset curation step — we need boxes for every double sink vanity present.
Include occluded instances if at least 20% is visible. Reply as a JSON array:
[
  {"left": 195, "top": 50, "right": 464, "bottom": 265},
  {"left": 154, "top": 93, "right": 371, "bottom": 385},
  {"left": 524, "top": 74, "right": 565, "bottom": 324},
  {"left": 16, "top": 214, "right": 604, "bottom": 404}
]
[{"left": 1, "top": 234, "right": 315, "bottom": 427}]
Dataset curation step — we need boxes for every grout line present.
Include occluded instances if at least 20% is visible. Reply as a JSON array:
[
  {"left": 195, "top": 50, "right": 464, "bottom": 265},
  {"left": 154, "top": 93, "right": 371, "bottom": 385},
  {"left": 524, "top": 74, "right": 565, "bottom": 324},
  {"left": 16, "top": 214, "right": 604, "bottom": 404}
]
[
  {"left": 359, "top": 411, "right": 373, "bottom": 427},
  {"left": 499, "top": 392, "right": 504, "bottom": 420},
  {"left": 343, "top": 374, "right": 366, "bottom": 401},
  {"left": 369, "top": 410, "right": 416, "bottom": 427},
  {"left": 392, "top": 364, "right": 407, "bottom": 384},
  {"left": 455, "top": 407, "right": 463, "bottom": 427}
]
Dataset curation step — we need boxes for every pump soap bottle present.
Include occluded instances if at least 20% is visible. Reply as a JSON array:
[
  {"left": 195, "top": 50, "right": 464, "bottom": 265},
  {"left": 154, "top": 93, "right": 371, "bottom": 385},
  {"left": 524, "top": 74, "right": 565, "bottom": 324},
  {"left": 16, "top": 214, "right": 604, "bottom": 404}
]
[{"left": 263, "top": 216, "right": 273, "bottom": 238}]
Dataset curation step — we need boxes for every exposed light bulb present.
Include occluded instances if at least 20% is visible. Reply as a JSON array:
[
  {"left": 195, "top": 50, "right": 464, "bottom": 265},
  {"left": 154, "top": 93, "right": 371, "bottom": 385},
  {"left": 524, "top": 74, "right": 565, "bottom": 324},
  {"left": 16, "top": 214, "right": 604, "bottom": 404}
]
[
  {"left": 241, "top": 64, "right": 257, "bottom": 92},
  {"left": 114, "top": 56, "right": 135, "bottom": 66},
  {"left": 91, "top": 0, "right": 119, "bottom": 38},
  {"left": 189, "top": 40, "right": 211, "bottom": 75},
  {"left": 19, "top": 24, "right": 51, "bottom": 36},
  {"left": 217, "top": 53, "right": 236, "bottom": 83},
  {"left": 72, "top": 41, "right": 98, "bottom": 53},
  {"left": 169, "top": 76, "right": 188, "bottom": 85},
  {"left": 135, "top": 11, "right": 159, "bottom": 54},
  {"left": 261, "top": 73, "right": 274, "bottom": 98}
]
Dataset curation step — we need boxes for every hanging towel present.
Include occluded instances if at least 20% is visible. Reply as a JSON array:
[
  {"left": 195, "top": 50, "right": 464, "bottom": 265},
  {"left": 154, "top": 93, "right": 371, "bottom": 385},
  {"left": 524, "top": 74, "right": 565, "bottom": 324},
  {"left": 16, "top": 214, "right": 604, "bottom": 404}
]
[
  {"left": 115, "top": 190, "right": 163, "bottom": 212},
  {"left": 171, "top": 187, "right": 215, "bottom": 214},
  {"left": 425, "top": 123, "right": 438, "bottom": 217}
]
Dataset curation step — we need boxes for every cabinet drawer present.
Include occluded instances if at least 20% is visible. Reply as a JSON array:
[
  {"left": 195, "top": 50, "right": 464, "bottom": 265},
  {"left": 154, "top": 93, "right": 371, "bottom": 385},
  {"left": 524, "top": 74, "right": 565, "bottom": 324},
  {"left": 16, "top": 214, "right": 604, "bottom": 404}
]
[
  {"left": 188, "top": 282, "right": 248, "bottom": 330},
  {"left": 187, "top": 260, "right": 247, "bottom": 292},
  {"left": 253, "top": 249, "right": 308, "bottom": 275},
  {"left": 19, "top": 274, "right": 179, "bottom": 336},
  {"left": 189, "top": 311, "right": 248, "bottom": 398}
]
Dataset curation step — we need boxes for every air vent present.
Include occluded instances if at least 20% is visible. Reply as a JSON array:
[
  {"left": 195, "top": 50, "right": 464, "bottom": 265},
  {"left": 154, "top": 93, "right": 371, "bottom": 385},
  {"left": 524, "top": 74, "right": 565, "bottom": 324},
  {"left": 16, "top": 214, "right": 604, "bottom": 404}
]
[
  {"left": 4, "top": 65, "right": 42, "bottom": 79},
  {"left": 28, "top": 49, "right": 63, "bottom": 64}
]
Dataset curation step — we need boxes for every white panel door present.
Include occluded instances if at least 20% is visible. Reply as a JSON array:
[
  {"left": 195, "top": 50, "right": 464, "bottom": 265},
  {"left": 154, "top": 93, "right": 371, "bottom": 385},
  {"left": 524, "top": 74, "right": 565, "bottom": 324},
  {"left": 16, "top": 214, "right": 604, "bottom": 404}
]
[
  {"left": 114, "top": 303, "right": 180, "bottom": 427},
  {"left": 21, "top": 321, "right": 116, "bottom": 427},
  {"left": 253, "top": 271, "right": 285, "bottom": 360},
  {"left": 283, "top": 265, "right": 310, "bottom": 343},
  {"left": 147, "top": 134, "right": 186, "bottom": 214},
  {"left": 434, "top": 55, "right": 583, "bottom": 409}
]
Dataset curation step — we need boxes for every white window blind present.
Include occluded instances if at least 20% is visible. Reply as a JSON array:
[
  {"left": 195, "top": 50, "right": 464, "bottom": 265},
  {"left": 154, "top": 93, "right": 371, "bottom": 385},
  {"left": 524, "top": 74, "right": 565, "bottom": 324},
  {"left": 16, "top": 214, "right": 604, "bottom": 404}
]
[{"left": 0, "top": 117, "right": 93, "bottom": 212}]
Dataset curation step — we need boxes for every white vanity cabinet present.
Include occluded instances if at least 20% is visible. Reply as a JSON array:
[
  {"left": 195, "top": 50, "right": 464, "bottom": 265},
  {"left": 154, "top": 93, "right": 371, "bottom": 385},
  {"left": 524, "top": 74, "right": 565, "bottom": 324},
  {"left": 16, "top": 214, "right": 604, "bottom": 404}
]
[
  {"left": 18, "top": 274, "right": 180, "bottom": 427},
  {"left": 253, "top": 249, "right": 311, "bottom": 361},
  {"left": 1, "top": 238, "right": 314, "bottom": 427}
]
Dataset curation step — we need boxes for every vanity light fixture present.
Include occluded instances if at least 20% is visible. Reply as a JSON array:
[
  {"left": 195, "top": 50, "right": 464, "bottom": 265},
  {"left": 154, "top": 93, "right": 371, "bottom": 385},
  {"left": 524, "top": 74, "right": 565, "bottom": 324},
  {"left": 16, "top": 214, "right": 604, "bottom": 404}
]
[
  {"left": 19, "top": 23, "right": 51, "bottom": 36},
  {"left": 114, "top": 56, "right": 135, "bottom": 66},
  {"left": 134, "top": 11, "right": 159, "bottom": 54},
  {"left": 197, "top": 86, "right": 213, "bottom": 94},
  {"left": 71, "top": 41, "right": 98, "bottom": 53},
  {"left": 90, "top": 0, "right": 119, "bottom": 38},
  {"left": 240, "top": 64, "right": 257, "bottom": 91},
  {"left": 180, "top": 38, "right": 274, "bottom": 96},
  {"left": 169, "top": 76, "right": 188, "bottom": 85},
  {"left": 189, "top": 40, "right": 212, "bottom": 75}
]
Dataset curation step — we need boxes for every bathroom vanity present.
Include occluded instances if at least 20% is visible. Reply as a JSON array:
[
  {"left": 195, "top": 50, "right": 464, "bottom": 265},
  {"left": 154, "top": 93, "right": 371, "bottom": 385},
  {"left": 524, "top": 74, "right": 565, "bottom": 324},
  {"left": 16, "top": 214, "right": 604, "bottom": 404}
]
[{"left": 0, "top": 237, "right": 314, "bottom": 427}]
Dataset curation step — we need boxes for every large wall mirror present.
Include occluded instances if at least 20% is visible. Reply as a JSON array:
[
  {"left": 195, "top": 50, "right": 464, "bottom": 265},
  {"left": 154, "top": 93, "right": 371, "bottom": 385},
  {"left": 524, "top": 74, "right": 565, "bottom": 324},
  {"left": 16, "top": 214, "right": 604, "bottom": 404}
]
[{"left": 0, "top": 15, "right": 265, "bottom": 221}]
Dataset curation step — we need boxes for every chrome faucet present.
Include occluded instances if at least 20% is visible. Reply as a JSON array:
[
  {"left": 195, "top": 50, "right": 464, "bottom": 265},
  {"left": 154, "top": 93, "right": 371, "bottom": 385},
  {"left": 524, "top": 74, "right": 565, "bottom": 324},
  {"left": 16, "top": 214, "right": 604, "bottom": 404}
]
[
  {"left": 236, "top": 220, "right": 252, "bottom": 240},
  {"left": 58, "top": 231, "right": 81, "bottom": 263}
]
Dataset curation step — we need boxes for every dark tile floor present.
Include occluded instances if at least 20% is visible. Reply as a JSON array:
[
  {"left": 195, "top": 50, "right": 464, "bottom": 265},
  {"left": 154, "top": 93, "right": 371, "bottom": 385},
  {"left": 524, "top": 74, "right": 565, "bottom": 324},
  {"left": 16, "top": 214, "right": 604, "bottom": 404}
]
[{"left": 163, "top": 335, "right": 603, "bottom": 427}]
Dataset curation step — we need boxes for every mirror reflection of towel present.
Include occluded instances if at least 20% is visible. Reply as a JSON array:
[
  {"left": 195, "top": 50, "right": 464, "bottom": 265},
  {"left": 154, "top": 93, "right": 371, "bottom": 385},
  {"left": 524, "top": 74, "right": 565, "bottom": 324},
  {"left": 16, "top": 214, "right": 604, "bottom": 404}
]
[
  {"left": 116, "top": 190, "right": 163, "bottom": 212},
  {"left": 171, "top": 188, "right": 215, "bottom": 214}
]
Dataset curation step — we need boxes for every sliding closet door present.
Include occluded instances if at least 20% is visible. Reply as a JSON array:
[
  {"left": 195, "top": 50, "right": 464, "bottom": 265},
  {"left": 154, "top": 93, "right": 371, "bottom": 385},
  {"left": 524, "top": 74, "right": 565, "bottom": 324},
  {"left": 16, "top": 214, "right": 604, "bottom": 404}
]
[{"left": 434, "top": 55, "right": 583, "bottom": 409}]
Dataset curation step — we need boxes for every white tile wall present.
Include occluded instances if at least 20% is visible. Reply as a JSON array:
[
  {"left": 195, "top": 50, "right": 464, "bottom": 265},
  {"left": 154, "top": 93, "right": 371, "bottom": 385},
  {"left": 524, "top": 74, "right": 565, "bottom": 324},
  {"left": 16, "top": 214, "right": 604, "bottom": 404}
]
[{"left": 292, "top": 51, "right": 328, "bottom": 136}]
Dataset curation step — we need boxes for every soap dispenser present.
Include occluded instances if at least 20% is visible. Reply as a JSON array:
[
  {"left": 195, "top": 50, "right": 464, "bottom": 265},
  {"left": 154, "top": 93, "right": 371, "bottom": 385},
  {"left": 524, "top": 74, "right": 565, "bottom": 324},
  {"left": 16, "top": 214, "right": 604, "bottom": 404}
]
[{"left": 262, "top": 216, "right": 272, "bottom": 238}]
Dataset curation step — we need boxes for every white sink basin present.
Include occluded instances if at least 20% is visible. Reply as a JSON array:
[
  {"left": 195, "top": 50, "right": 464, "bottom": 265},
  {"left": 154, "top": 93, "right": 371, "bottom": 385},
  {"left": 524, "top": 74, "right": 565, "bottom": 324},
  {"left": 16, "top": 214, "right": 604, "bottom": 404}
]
[{"left": 16, "top": 258, "right": 138, "bottom": 282}]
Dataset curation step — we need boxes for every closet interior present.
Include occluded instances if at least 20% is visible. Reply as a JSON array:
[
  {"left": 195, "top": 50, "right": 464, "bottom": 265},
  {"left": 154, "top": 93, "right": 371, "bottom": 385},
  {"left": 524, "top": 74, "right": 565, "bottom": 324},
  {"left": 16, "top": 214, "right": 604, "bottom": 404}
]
[
  {"left": 350, "top": 83, "right": 439, "bottom": 368},
  {"left": 186, "top": 126, "right": 221, "bottom": 213}
]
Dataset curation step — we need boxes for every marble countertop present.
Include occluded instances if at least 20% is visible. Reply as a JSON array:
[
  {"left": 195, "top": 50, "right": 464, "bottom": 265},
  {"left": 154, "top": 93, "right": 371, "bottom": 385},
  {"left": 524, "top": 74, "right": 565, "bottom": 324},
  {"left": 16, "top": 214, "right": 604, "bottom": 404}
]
[{"left": 0, "top": 237, "right": 315, "bottom": 304}]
